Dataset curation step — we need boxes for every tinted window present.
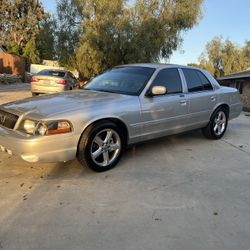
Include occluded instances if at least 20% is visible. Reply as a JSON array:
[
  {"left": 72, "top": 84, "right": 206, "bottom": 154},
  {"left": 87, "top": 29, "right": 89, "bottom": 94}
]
[
  {"left": 182, "top": 69, "right": 203, "bottom": 92},
  {"left": 196, "top": 71, "right": 213, "bottom": 90},
  {"left": 37, "top": 70, "right": 66, "bottom": 78},
  {"left": 183, "top": 69, "right": 213, "bottom": 92},
  {"left": 85, "top": 67, "right": 155, "bottom": 96},
  {"left": 151, "top": 68, "right": 182, "bottom": 94}
]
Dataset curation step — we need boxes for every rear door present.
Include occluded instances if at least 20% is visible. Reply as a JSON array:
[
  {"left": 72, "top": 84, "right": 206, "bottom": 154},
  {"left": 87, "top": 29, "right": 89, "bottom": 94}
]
[
  {"left": 139, "top": 68, "right": 189, "bottom": 139},
  {"left": 181, "top": 68, "right": 217, "bottom": 128}
]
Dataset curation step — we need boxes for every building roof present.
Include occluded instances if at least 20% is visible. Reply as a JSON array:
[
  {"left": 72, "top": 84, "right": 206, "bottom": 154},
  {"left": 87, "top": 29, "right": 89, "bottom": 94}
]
[{"left": 218, "top": 69, "right": 250, "bottom": 80}]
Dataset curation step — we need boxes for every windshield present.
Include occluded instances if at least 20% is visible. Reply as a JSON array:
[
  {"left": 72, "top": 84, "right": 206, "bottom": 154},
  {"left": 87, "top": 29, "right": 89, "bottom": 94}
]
[{"left": 84, "top": 67, "right": 155, "bottom": 96}]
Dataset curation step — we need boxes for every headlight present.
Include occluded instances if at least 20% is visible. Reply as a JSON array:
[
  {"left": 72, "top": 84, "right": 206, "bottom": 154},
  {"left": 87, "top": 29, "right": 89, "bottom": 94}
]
[
  {"left": 37, "top": 123, "right": 48, "bottom": 136},
  {"left": 36, "top": 120, "right": 72, "bottom": 136},
  {"left": 18, "top": 119, "right": 38, "bottom": 135},
  {"left": 23, "top": 120, "right": 36, "bottom": 134},
  {"left": 18, "top": 119, "right": 72, "bottom": 136}
]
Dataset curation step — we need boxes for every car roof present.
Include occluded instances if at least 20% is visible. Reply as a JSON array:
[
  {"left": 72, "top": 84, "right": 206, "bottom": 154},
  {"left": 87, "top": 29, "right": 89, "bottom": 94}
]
[
  {"left": 116, "top": 63, "right": 192, "bottom": 69},
  {"left": 40, "top": 69, "right": 67, "bottom": 73}
]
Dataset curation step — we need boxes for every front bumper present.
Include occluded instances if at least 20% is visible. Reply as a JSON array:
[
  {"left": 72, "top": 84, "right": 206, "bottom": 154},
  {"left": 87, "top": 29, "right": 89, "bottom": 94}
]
[{"left": 0, "top": 126, "right": 79, "bottom": 163}]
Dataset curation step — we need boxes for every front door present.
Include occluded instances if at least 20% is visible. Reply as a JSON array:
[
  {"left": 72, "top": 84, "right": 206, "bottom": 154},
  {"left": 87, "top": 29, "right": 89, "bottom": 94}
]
[{"left": 139, "top": 68, "right": 189, "bottom": 140}]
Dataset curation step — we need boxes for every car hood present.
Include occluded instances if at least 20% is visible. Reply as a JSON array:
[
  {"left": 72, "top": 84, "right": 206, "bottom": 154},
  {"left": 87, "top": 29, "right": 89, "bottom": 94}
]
[{"left": 1, "top": 90, "right": 132, "bottom": 119}]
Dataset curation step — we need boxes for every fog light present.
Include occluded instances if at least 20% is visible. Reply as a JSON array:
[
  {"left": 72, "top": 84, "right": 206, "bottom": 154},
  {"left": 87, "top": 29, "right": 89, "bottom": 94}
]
[{"left": 21, "top": 154, "right": 39, "bottom": 163}]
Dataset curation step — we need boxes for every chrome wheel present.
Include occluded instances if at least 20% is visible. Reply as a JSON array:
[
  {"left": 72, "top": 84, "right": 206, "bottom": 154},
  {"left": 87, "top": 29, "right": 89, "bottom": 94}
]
[
  {"left": 213, "top": 111, "right": 227, "bottom": 136},
  {"left": 90, "top": 129, "right": 121, "bottom": 167}
]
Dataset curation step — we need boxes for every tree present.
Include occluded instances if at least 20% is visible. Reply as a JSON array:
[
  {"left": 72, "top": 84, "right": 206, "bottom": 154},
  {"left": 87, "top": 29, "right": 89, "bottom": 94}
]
[
  {"left": 242, "top": 41, "right": 250, "bottom": 68},
  {"left": 0, "top": 0, "right": 46, "bottom": 55},
  {"left": 74, "top": 0, "right": 203, "bottom": 78},
  {"left": 22, "top": 39, "right": 40, "bottom": 63},
  {"left": 221, "top": 39, "right": 245, "bottom": 76},
  {"left": 187, "top": 63, "right": 200, "bottom": 68},
  {"left": 201, "top": 37, "right": 224, "bottom": 78},
  {"left": 6, "top": 41, "right": 20, "bottom": 56},
  {"left": 196, "top": 37, "right": 250, "bottom": 78},
  {"left": 55, "top": 0, "right": 82, "bottom": 66},
  {"left": 37, "top": 15, "right": 56, "bottom": 60}
]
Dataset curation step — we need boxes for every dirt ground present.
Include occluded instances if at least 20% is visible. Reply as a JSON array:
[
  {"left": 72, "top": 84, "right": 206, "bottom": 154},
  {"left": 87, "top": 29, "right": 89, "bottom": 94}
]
[{"left": 0, "top": 83, "right": 31, "bottom": 105}]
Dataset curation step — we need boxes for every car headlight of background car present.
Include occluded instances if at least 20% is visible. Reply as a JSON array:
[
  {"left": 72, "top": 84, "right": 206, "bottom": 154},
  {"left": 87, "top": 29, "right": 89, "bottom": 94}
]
[{"left": 18, "top": 119, "right": 72, "bottom": 136}]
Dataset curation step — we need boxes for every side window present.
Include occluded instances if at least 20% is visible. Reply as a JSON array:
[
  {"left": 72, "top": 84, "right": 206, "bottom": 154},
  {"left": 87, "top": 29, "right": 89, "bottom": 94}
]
[
  {"left": 196, "top": 71, "right": 213, "bottom": 90},
  {"left": 183, "top": 69, "right": 213, "bottom": 92},
  {"left": 151, "top": 68, "right": 182, "bottom": 94},
  {"left": 182, "top": 69, "right": 203, "bottom": 92}
]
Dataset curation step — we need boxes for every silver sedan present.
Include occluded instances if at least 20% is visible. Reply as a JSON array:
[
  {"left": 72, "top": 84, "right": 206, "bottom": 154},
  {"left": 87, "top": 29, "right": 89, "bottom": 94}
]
[
  {"left": 0, "top": 64, "right": 242, "bottom": 172},
  {"left": 31, "top": 69, "right": 79, "bottom": 96}
]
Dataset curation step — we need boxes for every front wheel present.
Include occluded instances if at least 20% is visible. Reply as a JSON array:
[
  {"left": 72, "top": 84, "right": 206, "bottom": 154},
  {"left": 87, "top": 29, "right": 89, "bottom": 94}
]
[
  {"left": 202, "top": 107, "right": 228, "bottom": 140},
  {"left": 77, "top": 122, "right": 125, "bottom": 172}
]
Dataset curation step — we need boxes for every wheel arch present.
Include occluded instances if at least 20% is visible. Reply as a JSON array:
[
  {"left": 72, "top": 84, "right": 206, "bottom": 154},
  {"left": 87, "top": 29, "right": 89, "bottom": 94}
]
[
  {"left": 212, "top": 103, "right": 230, "bottom": 116},
  {"left": 205, "top": 103, "right": 230, "bottom": 127},
  {"left": 77, "top": 117, "right": 129, "bottom": 155}
]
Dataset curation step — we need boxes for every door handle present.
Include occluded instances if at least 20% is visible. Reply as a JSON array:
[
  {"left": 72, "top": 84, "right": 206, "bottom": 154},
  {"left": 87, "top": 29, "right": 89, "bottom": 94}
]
[
  {"left": 179, "top": 100, "right": 187, "bottom": 105},
  {"left": 210, "top": 96, "right": 216, "bottom": 101}
]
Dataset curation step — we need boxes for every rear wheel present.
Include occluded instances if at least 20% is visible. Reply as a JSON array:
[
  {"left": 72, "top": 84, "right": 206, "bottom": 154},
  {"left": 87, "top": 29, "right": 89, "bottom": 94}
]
[
  {"left": 202, "top": 107, "right": 228, "bottom": 139},
  {"left": 77, "top": 121, "right": 125, "bottom": 172}
]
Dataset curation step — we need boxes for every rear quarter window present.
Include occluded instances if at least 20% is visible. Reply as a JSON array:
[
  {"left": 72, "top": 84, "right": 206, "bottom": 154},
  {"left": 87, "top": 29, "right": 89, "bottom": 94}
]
[
  {"left": 196, "top": 71, "right": 213, "bottom": 90},
  {"left": 182, "top": 69, "right": 213, "bottom": 92}
]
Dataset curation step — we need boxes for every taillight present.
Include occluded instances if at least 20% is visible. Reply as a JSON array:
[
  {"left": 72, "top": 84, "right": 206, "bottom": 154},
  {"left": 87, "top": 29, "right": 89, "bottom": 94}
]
[
  {"left": 57, "top": 80, "right": 67, "bottom": 85},
  {"left": 31, "top": 77, "right": 39, "bottom": 83}
]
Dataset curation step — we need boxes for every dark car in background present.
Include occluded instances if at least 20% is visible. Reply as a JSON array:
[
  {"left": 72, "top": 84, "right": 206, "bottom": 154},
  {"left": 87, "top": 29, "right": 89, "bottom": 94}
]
[{"left": 31, "top": 69, "right": 79, "bottom": 96}]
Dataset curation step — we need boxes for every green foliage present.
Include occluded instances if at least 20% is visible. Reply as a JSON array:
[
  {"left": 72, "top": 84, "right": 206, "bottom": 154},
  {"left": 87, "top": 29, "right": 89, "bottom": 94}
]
[
  {"left": 187, "top": 63, "right": 201, "bottom": 68},
  {"left": 0, "top": 0, "right": 46, "bottom": 49},
  {"left": 0, "top": 0, "right": 204, "bottom": 76},
  {"left": 55, "top": 0, "right": 82, "bottom": 66},
  {"left": 242, "top": 41, "right": 250, "bottom": 66},
  {"left": 0, "top": 0, "right": 46, "bottom": 63},
  {"left": 37, "top": 15, "right": 56, "bottom": 60},
  {"left": 7, "top": 41, "right": 20, "bottom": 56},
  {"left": 22, "top": 39, "right": 40, "bottom": 63},
  {"left": 74, "top": 0, "right": 203, "bottom": 78},
  {"left": 196, "top": 37, "right": 250, "bottom": 78}
]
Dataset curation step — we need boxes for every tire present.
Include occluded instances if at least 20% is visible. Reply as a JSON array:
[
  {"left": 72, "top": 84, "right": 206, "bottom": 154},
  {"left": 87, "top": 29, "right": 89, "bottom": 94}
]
[
  {"left": 202, "top": 107, "right": 229, "bottom": 140},
  {"left": 32, "top": 93, "right": 38, "bottom": 97},
  {"left": 77, "top": 121, "right": 125, "bottom": 172}
]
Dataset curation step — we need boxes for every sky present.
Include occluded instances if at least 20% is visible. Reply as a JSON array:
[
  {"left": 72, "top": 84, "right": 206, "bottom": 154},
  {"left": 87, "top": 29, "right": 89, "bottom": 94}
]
[
  {"left": 41, "top": 0, "right": 250, "bottom": 65},
  {"left": 170, "top": 0, "right": 250, "bottom": 65}
]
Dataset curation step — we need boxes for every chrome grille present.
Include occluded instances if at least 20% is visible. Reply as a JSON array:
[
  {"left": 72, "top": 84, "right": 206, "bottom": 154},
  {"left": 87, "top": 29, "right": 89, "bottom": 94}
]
[{"left": 0, "top": 110, "right": 19, "bottom": 129}]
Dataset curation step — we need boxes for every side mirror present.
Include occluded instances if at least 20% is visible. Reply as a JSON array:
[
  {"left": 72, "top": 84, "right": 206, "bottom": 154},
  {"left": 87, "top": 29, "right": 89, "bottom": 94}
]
[{"left": 150, "top": 86, "right": 167, "bottom": 96}]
